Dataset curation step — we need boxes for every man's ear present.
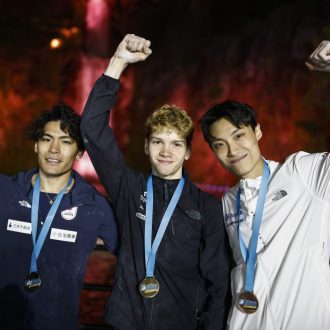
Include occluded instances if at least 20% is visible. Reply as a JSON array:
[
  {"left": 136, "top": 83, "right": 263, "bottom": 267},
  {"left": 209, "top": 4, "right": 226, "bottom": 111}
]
[
  {"left": 76, "top": 151, "right": 84, "bottom": 160},
  {"left": 255, "top": 123, "right": 262, "bottom": 141},
  {"left": 34, "top": 142, "right": 38, "bottom": 154},
  {"left": 144, "top": 138, "right": 149, "bottom": 155},
  {"left": 184, "top": 146, "right": 191, "bottom": 160}
]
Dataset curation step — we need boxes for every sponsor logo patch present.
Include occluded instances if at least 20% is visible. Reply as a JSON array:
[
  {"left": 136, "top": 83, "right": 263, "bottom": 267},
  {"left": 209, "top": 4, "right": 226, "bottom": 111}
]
[
  {"left": 140, "top": 192, "right": 147, "bottom": 204},
  {"left": 225, "top": 212, "right": 245, "bottom": 226},
  {"left": 136, "top": 191, "right": 147, "bottom": 220},
  {"left": 61, "top": 207, "right": 78, "bottom": 220},
  {"left": 136, "top": 212, "right": 146, "bottom": 221}
]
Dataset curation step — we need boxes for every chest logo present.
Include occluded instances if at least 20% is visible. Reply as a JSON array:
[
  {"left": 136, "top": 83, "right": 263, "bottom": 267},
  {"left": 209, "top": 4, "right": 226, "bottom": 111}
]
[
  {"left": 272, "top": 190, "right": 287, "bottom": 201},
  {"left": 19, "top": 200, "right": 31, "bottom": 208},
  {"left": 61, "top": 207, "right": 78, "bottom": 221}
]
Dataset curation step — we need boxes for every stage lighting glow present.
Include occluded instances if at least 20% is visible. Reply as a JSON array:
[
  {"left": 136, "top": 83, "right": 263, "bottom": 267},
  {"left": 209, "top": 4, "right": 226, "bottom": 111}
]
[{"left": 49, "top": 38, "right": 63, "bottom": 49}]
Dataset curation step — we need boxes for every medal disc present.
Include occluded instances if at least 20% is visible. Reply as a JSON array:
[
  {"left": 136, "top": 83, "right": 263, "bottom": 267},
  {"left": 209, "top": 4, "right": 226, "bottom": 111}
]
[
  {"left": 139, "top": 277, "right": 160, "bottom": 298},
  {"left": 24, "top": 272, "right": 41, "bottom": 292},
  {"left": 237, "top": 291, "right": 258, "bottom": 314}
]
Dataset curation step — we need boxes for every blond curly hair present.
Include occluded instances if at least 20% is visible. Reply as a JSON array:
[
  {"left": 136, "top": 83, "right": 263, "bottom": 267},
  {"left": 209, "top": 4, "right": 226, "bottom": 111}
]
[{"left": 145, "top": 104, "right": 194, "bottom": 146}]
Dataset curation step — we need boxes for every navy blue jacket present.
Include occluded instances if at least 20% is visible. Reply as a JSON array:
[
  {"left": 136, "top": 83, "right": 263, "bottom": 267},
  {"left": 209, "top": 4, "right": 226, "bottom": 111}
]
[
  {"left": 0, "top": 169, "right": 118, "bottom": 330},
  {"left": 81, "top": 75, "right": 230, "bottom": 330}
]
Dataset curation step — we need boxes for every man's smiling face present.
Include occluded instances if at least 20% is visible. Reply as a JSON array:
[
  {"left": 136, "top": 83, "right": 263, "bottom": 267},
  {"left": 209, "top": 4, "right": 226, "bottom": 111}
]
[
  {"left": 34, "top": 120, "right": 82, "bottom": 179},
  {"left": 144, "top": 129, "right": 191, "bottom": 179},
  {"left": 209, "top": 117, "right": 264, "bottom": 179}
]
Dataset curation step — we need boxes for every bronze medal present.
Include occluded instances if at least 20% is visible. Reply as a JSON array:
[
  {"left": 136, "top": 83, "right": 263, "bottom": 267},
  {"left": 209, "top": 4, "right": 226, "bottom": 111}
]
[
  {"left": 237, "top": 291, "right": 258, "bottom": 314},
  {"left": 24, "top": 272, "right": 41, "bottom": 292},
  {"left": 139, "top": 277, "right": 160, "bottom": 298}
]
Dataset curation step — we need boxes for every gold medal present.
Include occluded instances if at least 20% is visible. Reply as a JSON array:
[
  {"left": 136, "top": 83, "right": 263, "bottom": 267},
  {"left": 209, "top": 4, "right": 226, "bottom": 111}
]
[
  {"left": 237, "top": 291, "right": 258, "bottom": 314},
  {"left": 139, "top": 277, "right": 160, "bottom": 298}
]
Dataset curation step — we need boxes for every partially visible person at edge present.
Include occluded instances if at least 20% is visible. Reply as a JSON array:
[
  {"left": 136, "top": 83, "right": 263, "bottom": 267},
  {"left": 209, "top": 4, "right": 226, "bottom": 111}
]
[
  {"left": 0, "top": 104, "right": 118, "bottom": 330},
  {"left": 80, "top": 34, "right": 231, "bottom": 330},
  {"left": 199, "top": 41, "right": 330, "bottom": 330}
]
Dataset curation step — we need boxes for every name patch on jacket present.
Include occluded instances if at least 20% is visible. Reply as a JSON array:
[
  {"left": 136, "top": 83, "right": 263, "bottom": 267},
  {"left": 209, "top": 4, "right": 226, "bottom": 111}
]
[
  {"left": 61, "top": 207, "right": 78, "bottom": 221},
  {"left": 7, "top": 219, "right": 32, "bottom": 234},
  {"left": 50, "top": 228, "right": 77, "bottom": 242}
]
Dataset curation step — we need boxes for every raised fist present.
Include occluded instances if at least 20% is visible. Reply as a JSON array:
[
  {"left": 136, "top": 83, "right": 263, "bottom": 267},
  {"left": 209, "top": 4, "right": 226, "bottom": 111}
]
[
  {"left": 113, "top": 34, "right": 152, "bottom": 64},
  {"left": 306, "top": 40, "right": 330, "bottom": 72}
]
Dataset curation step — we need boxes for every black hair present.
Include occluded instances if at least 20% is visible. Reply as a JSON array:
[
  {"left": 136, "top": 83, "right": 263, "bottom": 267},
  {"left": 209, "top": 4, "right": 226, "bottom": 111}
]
[
  {"left": 27, "top": 104, "right": 85, "bottom": 152},
  {"left": 199, "top": 100, "right": 257, "bottom": 146}
]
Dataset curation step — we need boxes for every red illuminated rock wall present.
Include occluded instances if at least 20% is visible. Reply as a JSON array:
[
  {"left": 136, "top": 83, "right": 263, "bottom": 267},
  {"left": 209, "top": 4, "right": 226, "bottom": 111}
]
[{"left": 0, "top": 0, "right": 330, "bottom": 189}]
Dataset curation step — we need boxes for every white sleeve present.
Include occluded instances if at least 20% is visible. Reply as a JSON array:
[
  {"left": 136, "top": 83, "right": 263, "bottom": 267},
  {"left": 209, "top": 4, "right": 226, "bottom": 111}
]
[{"left": 287, "top": 151, "right": 330, "bottom": 200}]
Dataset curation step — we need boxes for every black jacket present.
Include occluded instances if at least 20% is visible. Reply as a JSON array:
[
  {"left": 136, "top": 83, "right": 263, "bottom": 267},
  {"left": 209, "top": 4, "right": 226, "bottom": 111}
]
[{"left": 81, "top": 74, "right": 230, "bottom": 330}]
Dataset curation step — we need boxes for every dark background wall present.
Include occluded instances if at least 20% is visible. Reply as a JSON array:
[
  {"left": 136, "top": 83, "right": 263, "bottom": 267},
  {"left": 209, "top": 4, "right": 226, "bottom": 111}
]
[{"left": 1, "top": 0, "right": 330, "bottom": 190}]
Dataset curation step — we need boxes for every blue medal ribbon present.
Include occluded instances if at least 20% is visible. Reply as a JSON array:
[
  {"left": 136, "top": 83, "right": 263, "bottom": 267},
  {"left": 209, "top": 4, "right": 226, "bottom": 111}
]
[
  {"left": 30, "top": 175, "right": 73, "bottom": 273},
  {"left": 144, "top": 175, "right": 185, "bottom": 277},
  {"left": 236, "top": 161, "right": 270, "bottom": 293}
]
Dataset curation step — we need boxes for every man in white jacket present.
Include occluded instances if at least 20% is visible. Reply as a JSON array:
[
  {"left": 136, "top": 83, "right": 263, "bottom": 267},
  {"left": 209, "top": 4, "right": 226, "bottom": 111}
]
[{"left": 199, "top": 41, "right": 330, "bottom": 330}]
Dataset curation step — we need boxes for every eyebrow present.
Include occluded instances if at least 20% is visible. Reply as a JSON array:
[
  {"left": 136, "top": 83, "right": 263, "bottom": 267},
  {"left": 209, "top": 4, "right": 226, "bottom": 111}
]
[
  {"left": 210, "top": 128, "right": 243, "bottom": 142},
  {"left": 42, "top": 132, "right": 72, "bottom": 139},
  {"left": 150, "top": 136, "right": 185, "bottom": 142}
]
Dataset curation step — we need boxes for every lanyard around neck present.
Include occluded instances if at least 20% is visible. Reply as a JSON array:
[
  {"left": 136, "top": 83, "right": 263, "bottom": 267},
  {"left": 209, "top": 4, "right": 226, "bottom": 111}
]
[
  {"left": 236, "top": 161, "right": 270, "bottom": 292},
  {"left": 30, "top": 175, "right": 73, "bottom": 273},
  {"left": 144, "top": 175, "right": 185, "bottom": 277}
]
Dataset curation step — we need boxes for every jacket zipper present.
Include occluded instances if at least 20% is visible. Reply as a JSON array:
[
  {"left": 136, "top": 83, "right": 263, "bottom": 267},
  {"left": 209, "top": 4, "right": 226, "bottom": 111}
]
[{"left": 163, "top": 180, "right": 176, "bottom": 235}]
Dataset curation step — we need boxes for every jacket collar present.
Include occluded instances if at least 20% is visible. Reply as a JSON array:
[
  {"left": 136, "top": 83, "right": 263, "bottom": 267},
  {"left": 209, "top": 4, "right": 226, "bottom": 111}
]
[{"left": 12, "top": 168, "right": 97, "bottom": 207}]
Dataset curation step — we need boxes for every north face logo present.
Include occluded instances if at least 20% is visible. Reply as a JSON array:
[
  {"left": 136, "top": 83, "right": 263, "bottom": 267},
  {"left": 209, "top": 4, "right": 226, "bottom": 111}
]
[
  {"left": 272, "top": 190, "right": 287, "bottom": 201},
  {"left": 19, "top": 200, "right": 31, "bottom": 208}
]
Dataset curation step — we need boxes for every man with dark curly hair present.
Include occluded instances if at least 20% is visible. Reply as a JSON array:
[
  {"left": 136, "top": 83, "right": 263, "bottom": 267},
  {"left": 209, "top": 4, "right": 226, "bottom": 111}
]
[{"left": 0, "top": 104, "right": 118, "bottom": 330}]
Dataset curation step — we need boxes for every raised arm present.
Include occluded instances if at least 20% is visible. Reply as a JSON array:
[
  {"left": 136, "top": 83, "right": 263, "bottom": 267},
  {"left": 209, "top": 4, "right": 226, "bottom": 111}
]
[
  {"left": 300, "top": 40, "right": 330, "bottom": 198},
  {"left": 80, "top": 34, "right": 152, "bottom": 204}
]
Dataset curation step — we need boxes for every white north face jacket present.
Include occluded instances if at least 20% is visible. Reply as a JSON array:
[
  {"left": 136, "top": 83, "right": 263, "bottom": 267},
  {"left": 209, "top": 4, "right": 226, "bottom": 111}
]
[{"left": 222, "top": 152, "right": 330, "bottom": 330}]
